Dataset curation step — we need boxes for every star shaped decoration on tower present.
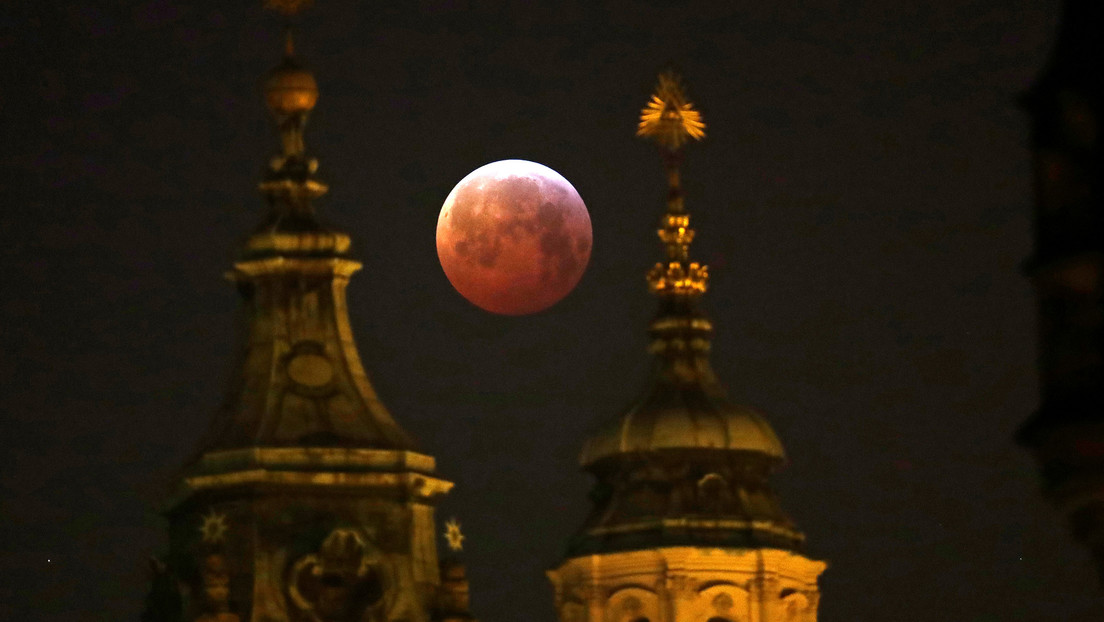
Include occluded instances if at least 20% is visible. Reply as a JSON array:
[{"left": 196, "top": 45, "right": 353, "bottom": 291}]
[
  {"left": 443, "top": 518, "right": 465, "bottom": 552},
  {"left": 636, "top": 72, "right": 706, "bottom": 151},
  {"left": 199, "top": 510, "right": 230, "bottom": 544}
]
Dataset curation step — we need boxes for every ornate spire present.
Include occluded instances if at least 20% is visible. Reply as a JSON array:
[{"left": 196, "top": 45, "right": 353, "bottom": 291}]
[
  {"left": 258, "top": 24, "right": 327, "bottom": 223},
  {"left": 634, "top": 74, "right": 716, "bottom": 374},
  {"left": 639, "top": 73, "right": 709, "bottom": 299},
  {"left": 549, "top": 77, "right": 825, "bottom": 619},
  {"left": 189, "top": 6, "right": 418, "bottom": 456},
  {"left": 571, "top": 73, "right": 799, "bottom": 555}
]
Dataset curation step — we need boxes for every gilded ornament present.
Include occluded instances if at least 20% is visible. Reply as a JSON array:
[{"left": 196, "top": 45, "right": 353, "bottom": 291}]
[
  {"left": 444, "top": 518, "right": 465, "bottom": 552},
  {"left": 199, "top": 510, "right": 230, "bottom": 544},
  {"left": 637, "top": 73, "right": 706, "bottom": 151},
  {"left": 287, "top": 528, "right": 386, "bottom": 621}
]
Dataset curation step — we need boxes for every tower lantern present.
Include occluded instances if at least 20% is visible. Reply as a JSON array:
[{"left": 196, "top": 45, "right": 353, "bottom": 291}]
[{"left": 547, "top": 74, "right": 826, "bottom": 622}]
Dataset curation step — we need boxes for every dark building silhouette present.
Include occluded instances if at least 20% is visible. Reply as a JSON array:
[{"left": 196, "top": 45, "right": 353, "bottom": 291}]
[{"left": 1018, "top": 0, "right": 1104, "bottom": 588}]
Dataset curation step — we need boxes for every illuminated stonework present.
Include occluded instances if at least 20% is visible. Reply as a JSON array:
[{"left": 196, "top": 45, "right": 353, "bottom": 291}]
[{"left": 548, "top": 548, "right": 824, "bottom": 622}]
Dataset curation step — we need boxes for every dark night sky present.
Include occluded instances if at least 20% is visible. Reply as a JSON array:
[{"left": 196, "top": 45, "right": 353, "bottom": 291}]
[{"left": 1, "top": 1, "right": 1100, "bottom": 620}]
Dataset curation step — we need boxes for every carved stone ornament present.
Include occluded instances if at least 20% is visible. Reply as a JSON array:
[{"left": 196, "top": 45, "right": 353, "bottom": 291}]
[
  {"left": 780, "top": 591, "right": 808, "bottom": 621},
  {"left": 283, "top": 341, "right": 337, "bottom": 397},
  {"left": 287, "top": 529, "right": 387, "bottom": 622}
]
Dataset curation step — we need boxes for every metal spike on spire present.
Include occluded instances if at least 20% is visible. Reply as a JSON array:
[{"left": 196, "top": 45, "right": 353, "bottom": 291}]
[{"left": 283, "top": 25, "right": 295, "bottom": 58}]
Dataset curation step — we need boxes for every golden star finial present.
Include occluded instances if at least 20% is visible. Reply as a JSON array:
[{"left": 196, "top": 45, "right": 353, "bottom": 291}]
[
  {"left": 443, "top": 518, "right": 465, "bottom": 552},
  {"left": 199, "top": 510, "right": 230, "bottom": 544},
  {"left": 637, "top": 72, "right": 706, "bottom": 151}
]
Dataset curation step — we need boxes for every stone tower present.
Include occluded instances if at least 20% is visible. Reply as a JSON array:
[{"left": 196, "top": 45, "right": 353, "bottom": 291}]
[
  {"left": 547, "top": 75, "right": 826, "bottom": 622},
  {"left": 141, "top": 14, "right": 454, "bottom": 622},
  {"left": 1017, "top": 0, "right": 1104, "bottom": 588}
]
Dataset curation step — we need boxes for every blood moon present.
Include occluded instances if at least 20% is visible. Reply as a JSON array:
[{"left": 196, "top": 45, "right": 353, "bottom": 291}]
[{"left": 436, "top": 160, "right": 592, "bottom": 315}]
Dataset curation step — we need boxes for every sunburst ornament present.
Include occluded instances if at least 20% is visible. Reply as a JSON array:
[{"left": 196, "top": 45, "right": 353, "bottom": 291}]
[
  {"left": 199, "top": 510, "right": 230, "bottom": 544},
  {"left": 637, "top": 73, "right": 706, "bottom": 151},
  {"left": 443, "top": 518, "right": 465, "bottom": 552}
]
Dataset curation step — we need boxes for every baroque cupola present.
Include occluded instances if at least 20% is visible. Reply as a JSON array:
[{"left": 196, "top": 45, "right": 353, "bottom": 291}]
[
  {"left": 548, "top": 74, "right": 825, "bottom": 622},
  {"left": 573, "top": 73, "right": 802, "bottom": 555}
]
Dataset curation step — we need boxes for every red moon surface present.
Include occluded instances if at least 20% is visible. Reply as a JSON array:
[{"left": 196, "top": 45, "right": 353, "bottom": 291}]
[{"left": 436, "top": 160, "right": 593, "bottom": 315}]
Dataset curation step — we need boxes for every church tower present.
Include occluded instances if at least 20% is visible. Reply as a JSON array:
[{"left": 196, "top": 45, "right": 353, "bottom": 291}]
[
  {"left": 547, "top": 75, "right": 826, "bottom": 622},
  {"left": 142, "top": 6, "right": 456, "bottom": 622}
]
